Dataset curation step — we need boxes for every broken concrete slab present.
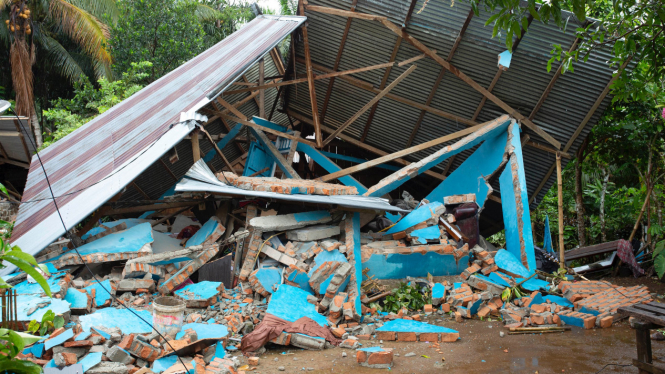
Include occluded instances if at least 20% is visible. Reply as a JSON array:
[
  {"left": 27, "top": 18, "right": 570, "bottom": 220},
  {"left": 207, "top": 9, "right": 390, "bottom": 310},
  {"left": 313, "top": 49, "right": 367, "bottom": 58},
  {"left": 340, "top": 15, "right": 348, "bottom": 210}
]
[
  {"left": 356, "top": 346, "right": 393, "bottom": 369},
  {"left": 122, "top": 262, "right": 166, "bottom": 280},
  {"left": 307, "top": 249, "right": 349, "bottom": 296},
  {"left": 286, "top": 225, "right": 340, "bottom": 241},
  {"left": 175, "top": 323, "right": 228, "bottom": 340},
  {"left": 79, "top": 308, "right": 153, "bottom": 334},
  {"left": 345, "top": 212, "right": 363, "bottom": 321},
  {"left": 12, "top": 294, "right": 70, "bottom": 323},
  {"left": 249, "top": 267, "right": 282, "bottom": 297},
  {"left": 83, "top": 279, "right": 114, "bottom": 308},
  {"left": 494, "top": 249, "right": 531, "bottom": 278},
  {"left": 385, "top": 202, "right": 444, "bottom": 235},
  {"left": 266, "top": 284, "right": 328, "bottom": 326},
  {"left": 174, "top": 281, "right": 223, "bottom": 307},
  {"left": 64, "top": 288, "right": 92, "bottom": 314},
  {"left": 409, "top": 225, "right": 441, "bottom": 244},
  {"left": 159, "top": 244, "right": 219, "bottom": 294},
  {"left": 249, "top": 210, "right": 332, "bottom": 231},
  {"left": 361, "top": 243, "right": 469, "bottom": 279},
  {"left": 218, "top": 172, "right": 358, "bottom": 196},
  {"left": 375, "top": 319, "right": 459, "bottom": 342},
  {"left": 185, "top": 216, "right": 225, "bottom": 247}
]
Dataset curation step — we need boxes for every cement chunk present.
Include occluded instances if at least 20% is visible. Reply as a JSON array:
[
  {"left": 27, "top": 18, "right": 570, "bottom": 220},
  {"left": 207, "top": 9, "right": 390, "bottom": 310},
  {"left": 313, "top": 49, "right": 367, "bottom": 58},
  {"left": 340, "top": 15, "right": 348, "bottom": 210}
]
[
  {"left": 286, "top": 225, "right": 340, "bottom": 241},
  {"left": 250, "top": 211, "right": 331, "bottom": 231}
]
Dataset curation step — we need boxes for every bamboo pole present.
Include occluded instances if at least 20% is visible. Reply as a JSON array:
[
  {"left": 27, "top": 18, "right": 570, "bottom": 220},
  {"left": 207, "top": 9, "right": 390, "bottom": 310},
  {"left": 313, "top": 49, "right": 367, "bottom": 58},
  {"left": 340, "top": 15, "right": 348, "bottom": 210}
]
[{"left": 556, "top": 152, "right": 565, "bottom": 268}]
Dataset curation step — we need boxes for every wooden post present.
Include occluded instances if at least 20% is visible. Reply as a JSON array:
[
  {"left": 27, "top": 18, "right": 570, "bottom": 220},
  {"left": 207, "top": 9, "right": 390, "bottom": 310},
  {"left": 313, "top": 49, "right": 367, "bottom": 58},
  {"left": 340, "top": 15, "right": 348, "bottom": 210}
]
[
  {"left": 634, "top": 320, "right": 653, "bottom": 374},
  {"left": 259, "top": 58, "right": 265, "bottom": 118},
  {"left": 556, "top": 152, "right": 565, "bottom": 267},
  {"left": 191, "top": 129, "right": 200, "bottom": 162},
  {"left": 299, "top": 2, "right": 322, "bottom": 148}
]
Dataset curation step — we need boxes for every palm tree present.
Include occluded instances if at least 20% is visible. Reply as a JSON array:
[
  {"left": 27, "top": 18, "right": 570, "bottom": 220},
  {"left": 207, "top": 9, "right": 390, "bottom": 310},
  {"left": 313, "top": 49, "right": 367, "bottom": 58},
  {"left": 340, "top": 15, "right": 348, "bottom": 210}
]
[{"left": 1, "top": 0, "right": 117, "bottom": 147}]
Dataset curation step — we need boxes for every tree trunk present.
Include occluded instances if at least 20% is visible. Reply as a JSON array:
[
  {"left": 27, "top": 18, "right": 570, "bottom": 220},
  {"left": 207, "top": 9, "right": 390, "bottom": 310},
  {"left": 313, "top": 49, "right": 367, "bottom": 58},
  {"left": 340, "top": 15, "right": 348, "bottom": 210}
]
[
  {"left": 31, "top": 108, "right": 42, "bottom": 148},
  {"left": 599, "top": 167, "right": 610, "bottom": 242}
]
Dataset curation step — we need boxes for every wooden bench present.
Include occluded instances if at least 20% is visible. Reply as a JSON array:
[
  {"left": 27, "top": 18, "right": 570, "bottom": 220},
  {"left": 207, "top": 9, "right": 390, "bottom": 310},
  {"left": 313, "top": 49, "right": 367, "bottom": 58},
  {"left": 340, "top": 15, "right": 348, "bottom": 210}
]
[
  {"left": 618, "top": 302, "right": 665, "bottom": 373},
  {"left": 564, "top": 240, "right": 621, "bottom": 261}
]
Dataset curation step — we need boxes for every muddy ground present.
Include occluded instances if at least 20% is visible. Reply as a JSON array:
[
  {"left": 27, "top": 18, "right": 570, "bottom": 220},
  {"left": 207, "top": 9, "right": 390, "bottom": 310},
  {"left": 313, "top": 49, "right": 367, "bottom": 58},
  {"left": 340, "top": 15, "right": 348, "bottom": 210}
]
[{"left": 232, "top": 275, "right": 665, "bottom": 373}]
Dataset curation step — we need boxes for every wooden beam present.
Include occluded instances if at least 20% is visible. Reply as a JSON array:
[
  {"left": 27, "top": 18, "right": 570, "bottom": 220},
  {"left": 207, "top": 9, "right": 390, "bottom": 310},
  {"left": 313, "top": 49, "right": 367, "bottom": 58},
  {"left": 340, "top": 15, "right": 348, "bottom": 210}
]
[
  {"left": 320, "top": 115, "right": 504, "bottom": 182},
  {"left": 216, "top": 97, "right": 248, "bottom": 121},
  {"left": 324, "top": 65, "right": 416, "bottom": 147},
  {"left": 361, "top": 36, "right": 402, "bottom": 141},
  {"left": 527, "top": 140, "right": 571, "bottom": 158},
  {"left": 259, "top": 58, "right": 265, "bottom": 118},
  {"left": 159, "top": 159, "right": 178, "bottom": 181},
  {"left": 299, "top": 58, "right": 478, "bottom": 126},
  {"left": 282, "top": 131, "right": 300, "bottom": 179},
  {"left": 528, "top": 57, "right": 632, "bottom": 204},
  {"left": 13, "top": 118, "right": 32, "bottom": 162},
  {"left": 403, "top": 0, "right": 419, "bottom": 28},
  {"left": 107, "top": 201, "right": 203, "bottom": 216},
  {"left": 131, "top": 182, "right": 151, "bottom": 200},
  {"left": 0, "top": 156, "right": 29, "bottom": 169},
  {"left": 529, "top": 37, "right": 582, "bottom": 121},
  {"left": 287, "top": 108, "right": 446, "bottom": 180},
  {"left": 305, "top": 4, "right": 386, "bottom": 21},
  {"left": 76, "top": 193, "right": 122, "bottom": 238},
  {"left": 191, "top": 128, "right": 200, "bottom": 162},
  {"left": 250, "top": 127, "right": 301, "bottom": 179},
  {"left": 320, "top": 0, "right": 358, "bottom": 125},
  {"left": 216, "top": 113, "right": 318, "bottom": 148},
  {"left": 378, "top": 17, "right": 562, "bottom": 149},
  {"left": 300, "top": 1, "right": 322, "bottom": 148},
  {"left": 204, "top": 89, "right": 262, "bottom": 126},
  {"left": 442, "top": 155, "right": 456, "bottom": 176},
  {"left": 199, "top": 126, "right": 237, "bottom": 175},
  {"left": 396, "top": 49, "right": 433, "bottom": 67},
  {"left": 406, "top": 9, "right": 474, "bottom": 147},
  {"left": 270, "top": 47, "right": 286, "bottom": 75}
]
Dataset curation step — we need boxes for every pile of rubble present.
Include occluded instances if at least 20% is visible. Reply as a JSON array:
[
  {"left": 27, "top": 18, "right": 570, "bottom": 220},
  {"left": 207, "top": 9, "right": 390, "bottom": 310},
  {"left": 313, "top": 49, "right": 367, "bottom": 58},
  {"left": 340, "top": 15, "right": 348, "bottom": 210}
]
[{"left": 11, "top": 175, "right": 655, "bottom": 373}]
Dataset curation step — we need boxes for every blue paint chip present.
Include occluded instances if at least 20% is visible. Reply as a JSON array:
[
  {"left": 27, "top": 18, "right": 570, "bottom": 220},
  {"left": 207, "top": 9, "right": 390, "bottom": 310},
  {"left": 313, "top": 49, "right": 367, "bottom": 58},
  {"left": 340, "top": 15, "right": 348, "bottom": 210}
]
[
  {"left": 186, "top": 218, "right": 222, "bottom": 247},
  {"left": 45, "top": 328, "right": 74, "bottom": 351},
  {"left": 91, "top": 327, "right": 111, "bottom": 340},
  {"left": 358, "top": 346, "right": 385, "bottom": 353},
  {"left": 84, "top": 279, "right": 113, "bottom": 307},
  {"left": 75, "top": 331, "right": 92, "bottom": 341},
  {"left": 487, "top": 272, "right": 511, "bottom": 287},
  {"left": 65, "top": 288, "right": 89, "bottom": 309},
  {"left": 498, "top": 50, "right": 512, "bottom": 68},
  {"left": 153, "top": 355, "right": 180, "bottom": 373},
  {"left": 252, "top": 267, "right": 282, "bottom": 294}
]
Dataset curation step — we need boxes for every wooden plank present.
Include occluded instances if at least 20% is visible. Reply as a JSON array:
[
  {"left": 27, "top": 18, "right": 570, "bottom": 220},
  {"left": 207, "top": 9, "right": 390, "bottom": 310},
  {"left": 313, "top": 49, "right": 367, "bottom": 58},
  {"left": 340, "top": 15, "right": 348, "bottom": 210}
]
[
  {"left": 442, "top": 155, "right": 456, "bottom": 176},
  {"left": 396, "top": 49, "right": 429, "bottom": 67},
  {"left": 287, "top": 108, "right": 446, "bottom": 180},
  {"left": 300, "top": 1, "right": 322, "bottom": 148},
  {"left": 320, "top": 0, "right": 358, "bottom": 125},
  {"left": 250, "top": 127, "right": 301, "bottom": 179},
  {"left": 259, "top": 58, "right": 265, "bottom": 118},
  {"left": 320, "top": 115, "right": 504, "bottom": 182},
  {"left": 633, "top": 303, "right": 665, "bottom": 316},
  {"left": 407, "top": 9, "right": 474, "bottom": 147},
  {"left": 199, "top": 127, "right": 237, "bottom": 175},
  {"left": 0, "top": 156, "right": 30, "bottom": 169},
  {"left": 191, "top": 129, "right": 201, "bottom": 162},
  {"left": 159, "top": 159, "right": 178, "bottom": 181},
  {"left": 283, "top": 131, "right": 300, "bottom": 179},
  {"left": 299, "top": 58, "right": 478, "bottom": 126},
  {"left": 305, "top": 4, "right": 386, "bottom": 21},
  {"left": 270, "top": 47, "right": 286, "bottom": 75},
  {"left": 529, "top": 37, "right": 582, "bottom": 121},
  {"left": 107, "top": 201, "right": 203, "bottom": 216},
  {"left": 13, "top": 119, "right": 32, "bottom": 162},
  {"left": 131, "top": 182, "right": 151, "bottom": 200},
  {"left": 619, "top": 306, "right": 665, "bottom": 326},
  {"left": 323, "top": 64, "right": 416, "bottom": 147},
  {"left": 216, "top": 97, "right": 248, "bottom": 121},
  {"left": 633, "top": 359, "right": 665, "bottom": 374},
  {"left": 217, "top": 113, "right": 318, "bottom": 148},
  {"left": 471, "top": 70, "right": 503, "bottom": 121},
  {"left": 378, "top": 17, "right": 561, "bottom": 149},
  {"left": 527, "top": 141, "right": 571, "bottom": 158},
  {"left": 403, "top": 0, "right": 419, "bottom": 28},
  {"left": 361, "top": 36, "right": 402, "bottom": 142}
]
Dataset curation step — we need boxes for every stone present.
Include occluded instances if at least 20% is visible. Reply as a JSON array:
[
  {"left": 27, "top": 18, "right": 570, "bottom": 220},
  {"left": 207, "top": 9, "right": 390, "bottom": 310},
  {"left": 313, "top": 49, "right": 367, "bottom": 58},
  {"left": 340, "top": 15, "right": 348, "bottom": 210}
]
[
  {"left": 278, "top": 367, "right": 285, "bottom": 371},
  {"left": 286, "top": 225, "right": 341, "bottom": 241},
  {"left": 54, "top": 352, "right": 78, "bottom": 367},
  {"left": 248, "top": 357, "right": 259, "bottom": 366},
  {"left": 86, "top": 362, "right": 130, "bottom": 374},
  {"left": 107, "top": 346, "right": 133, "bottom": 365}
]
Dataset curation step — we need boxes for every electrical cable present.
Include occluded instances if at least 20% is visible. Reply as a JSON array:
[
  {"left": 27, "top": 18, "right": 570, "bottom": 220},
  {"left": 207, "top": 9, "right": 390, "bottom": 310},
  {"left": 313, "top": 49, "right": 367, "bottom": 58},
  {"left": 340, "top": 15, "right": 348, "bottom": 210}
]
[
  {"left": 7, "top": 107, "right": 189, "bottom": 369},
  {"left": 594, "top": 363, "right": 633, "bottom": 373}
]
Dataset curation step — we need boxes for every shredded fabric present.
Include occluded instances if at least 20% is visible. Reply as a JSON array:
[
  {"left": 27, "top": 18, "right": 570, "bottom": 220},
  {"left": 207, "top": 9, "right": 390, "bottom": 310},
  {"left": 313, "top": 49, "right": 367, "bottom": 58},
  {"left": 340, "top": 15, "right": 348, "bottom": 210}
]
[
  {"left": 240, "top": 314, "right": 341, "bottom": 354},
  {"left": 616, "top": 239, "right": 644, "bottom": 277}
]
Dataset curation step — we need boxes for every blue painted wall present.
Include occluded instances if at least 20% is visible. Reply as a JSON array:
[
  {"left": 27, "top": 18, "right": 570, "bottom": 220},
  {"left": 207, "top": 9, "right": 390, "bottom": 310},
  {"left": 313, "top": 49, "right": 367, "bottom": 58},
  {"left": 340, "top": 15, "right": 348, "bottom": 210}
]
[
  {"left": 499, "top": 124, "right": 536, "bottom": 272},
  {"left": 362, "top": 253, "right": 468, "bottom": 279},
  {"left": 426, "top": 128, "right": 508, "bottom": 208},
  {"left": 350, "top": 212, "right": 363, "bottom": 317}
]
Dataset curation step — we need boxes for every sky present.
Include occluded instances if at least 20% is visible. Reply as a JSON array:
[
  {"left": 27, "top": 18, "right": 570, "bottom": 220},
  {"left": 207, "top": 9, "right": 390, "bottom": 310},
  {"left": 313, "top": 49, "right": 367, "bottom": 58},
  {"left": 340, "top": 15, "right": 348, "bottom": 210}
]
[{"left": 256, "top": 0, "right": 285, "bottom": 14}]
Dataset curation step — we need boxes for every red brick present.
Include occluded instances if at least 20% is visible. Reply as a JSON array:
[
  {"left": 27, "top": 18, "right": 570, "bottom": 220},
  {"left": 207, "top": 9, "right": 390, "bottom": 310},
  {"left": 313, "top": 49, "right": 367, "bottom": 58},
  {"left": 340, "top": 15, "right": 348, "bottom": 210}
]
[
  {"left": 441, "top": 303, "right": 450, "bottom": 313},
  {"left": 531, "top": 304, "right": 547, "bottom": 313},
  {"left": 367, "top": 350, "right": 393, "bottom": 365},
  {"left": 419, "top": 333, "right": 439, "bottom": 342},
  {"left": 356, "top": 334, "right": 371, "bottom": 340},
  {"left": 440, "top": 332, "right": 459, "bottom": 342},
  {"left": 118, "top": 334, "right": 135, "bottom": 350},
  {"left": 63, "top": 340, "right": 93, "bottom": 348},
  {"left": 375, "top": 331, "right": 395, "bottom": 341},
  {"left": 247, "top": 357, "right": 259, "bottom": 366},
  {"left": 424, "top": 304, "right": 433, "bottom": 314},
  {"left": 396, "top": 332, "right": 416, "bottom": 342},
  {"left": 600, "top": 316, "right": 613, "bottom": 328},
  {"left": 356, "top": 350, "right": 368, "bottom": 363}
]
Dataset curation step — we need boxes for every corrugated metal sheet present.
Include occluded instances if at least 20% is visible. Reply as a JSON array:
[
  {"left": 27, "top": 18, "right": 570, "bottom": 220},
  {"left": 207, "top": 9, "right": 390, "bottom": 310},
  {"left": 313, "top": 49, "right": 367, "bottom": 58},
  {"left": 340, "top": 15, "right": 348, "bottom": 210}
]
[
  {"left": 9, "top": 15, "right": 305, "bottom": 265},
  {"left": 283, "top": 0, "right": 621, "bottom": 227},
  {"left": 0, "top": 116, "right": 36, "bottom": 166}
]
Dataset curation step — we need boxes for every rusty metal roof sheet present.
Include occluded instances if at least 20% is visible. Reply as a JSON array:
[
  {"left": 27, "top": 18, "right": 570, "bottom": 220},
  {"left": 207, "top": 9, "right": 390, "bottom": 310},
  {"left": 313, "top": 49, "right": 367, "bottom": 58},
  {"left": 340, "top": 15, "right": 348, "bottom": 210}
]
[{"left": 9, "top": 15, "right": 305, "bottom": 266}]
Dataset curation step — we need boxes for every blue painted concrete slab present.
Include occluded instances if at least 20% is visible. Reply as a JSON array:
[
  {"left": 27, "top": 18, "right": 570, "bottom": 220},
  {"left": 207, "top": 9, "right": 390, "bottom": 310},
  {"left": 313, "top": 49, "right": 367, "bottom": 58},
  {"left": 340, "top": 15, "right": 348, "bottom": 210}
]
[
  {"left": 296, "top": 143, "right": 368, "bottom": 194},
  {"left": 543, "top": 215, "right": 554, "bottom": 253},
  {"left": 495, "top": 249, "right": 531, "bottom": 278},
  {"left": 267, "top": 284, "right": 328, "bottom": 326},
  {"left": 79, "top": 352, "right": 103, "bottom": 372},
  {"left": 558, "top": 313, "right": 585, "bottom": 328},
  {"left": 376, "top": 319, "right": 458, "bottom": 334},
  {"left": 75, "top": 331, "right": 92, "bottom": 341},
  {"left": 80, "top": 308, "right": 153, "bottom": 334},
  {"left": 91, "top": 327, "right": 111, "bottom": 340},
  {"left": 386, "top": 202, "right": 442, "bottom": 235},
  {"left": 152, "top": 355, "right": 179, "bottom": 373},
  {"left": 487, "top": 272, "right": 511, "bottom": 287},
  {"left": 49, "top": 222, "right": 154, "bottom": 263},
  {"left": 175, "top": 281, "right": 222, "bottom": 301},
  {"left": 308, "top": 249, "right": 349, "bottom": 295},
  {"left": 362, "top": 253, "right": 468, "bottom": 279},
  {"left": 186, "top": 218, "right": 222, "bottom": 247},
  {"left": 294, "top": 211, "right": 330, "bottom": 223},
  {"left": 286, "top": 268, "right": 312, "bottom": 294},
  {"left": 579, "top": 306, "right": 601, "bottom": 316},
  {"left": 12, "top": 295, "right": 70, "bottom": 321},
  {"left": 65, "top": 288, "right": 89, "bottom": 309},
  {"left": 213, "top": 341, "right": 226, "bottom": 359},
  {"left": 410, "top": 226, "right": 440, "bottom": 244},
  {"left": 22, "top": 342, "right": 44, "bottom": 358},
  {"left": 350, "top": 212, "right": 363, "bottom": 317},
  {"left": 81, "top": 219, "right": 146, "bottom": 240},
  {"left": 175, "top": 323, "right": 228, "bottom": 340},
  {"left": 45, "top": 329, "right": 73, "bottom": 350},
  {"left": 84, "top": 279, "right": 113, "bottom": 307},
  {"left": 432, "top": 283, "right": 445, "bottom": 299},
  {"left": 426, "top": 128, "right": 508, "bottom": 208},
  {"left": 359, "top": 346, "right": 385, "bottom": 352},
  {"left": 251, "top": 268, "right": 281, "bottom": 294},
  {"left": 517, "top": 277, "right": 550, "bottom": 292},
  {"left": 543, "top": 295, "right": 573, "bottom": 308},
  {"left": 14, "top": 271, "right": 67, "bottom": 295}
]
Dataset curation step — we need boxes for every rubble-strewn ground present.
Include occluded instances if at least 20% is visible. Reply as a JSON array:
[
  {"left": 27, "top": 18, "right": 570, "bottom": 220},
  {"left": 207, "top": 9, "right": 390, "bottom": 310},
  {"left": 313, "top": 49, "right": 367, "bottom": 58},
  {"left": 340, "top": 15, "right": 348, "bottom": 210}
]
[{"left": 234, "top": 317, "right": 659, "bottom": 373}]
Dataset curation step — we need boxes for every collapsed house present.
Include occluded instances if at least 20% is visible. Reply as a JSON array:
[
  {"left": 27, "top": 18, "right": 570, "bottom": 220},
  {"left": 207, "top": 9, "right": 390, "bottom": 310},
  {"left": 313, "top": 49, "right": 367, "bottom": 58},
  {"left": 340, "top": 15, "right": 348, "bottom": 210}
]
[{"left": 7, "top": 1, "right": 648, "bottom": 372}]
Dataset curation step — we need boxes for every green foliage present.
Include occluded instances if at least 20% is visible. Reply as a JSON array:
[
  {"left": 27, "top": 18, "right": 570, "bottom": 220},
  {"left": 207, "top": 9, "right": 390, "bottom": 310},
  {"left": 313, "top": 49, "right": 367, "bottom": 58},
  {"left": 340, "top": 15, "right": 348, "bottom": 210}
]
[
  {"left": 28, "top": 310, "right": 64, "bottom": 337},
  {"left": 653, "top": 240, "right": 665, "bottom": 279},
  {"left": 371, "top": 282, "right": 431, "bottom": 313},
  {"left": 198, "top": 0, "right": 255, "bottom": 49},
  {"left": 110, "top": 0, "right": 207, "bottom": 81},
  {"left": 41, "top": 62, "right": 152, "bottom": 149}
]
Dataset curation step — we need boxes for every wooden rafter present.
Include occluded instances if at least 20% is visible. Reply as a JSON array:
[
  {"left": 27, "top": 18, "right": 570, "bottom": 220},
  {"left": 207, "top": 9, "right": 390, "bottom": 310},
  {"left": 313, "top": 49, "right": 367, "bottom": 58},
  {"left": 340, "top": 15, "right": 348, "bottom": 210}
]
[
  {"left": 191, "top": 128, "right": 201, "bottom": 162},
  {"left": 319, "top": 115, "right": 504, "bottom": 182},
  {"left": 199, "top": 126, "right": 237, "bottom": 175},
  {"left": 471, "top": 15, "right": 533, "bottom": 121},
  {"left": 528, "top": 58, "right": 632, "bottom": 203},
  {"left": 287, "top": 108, "right": 446, "bottom": 180},
  {"left": 300, "top": 1, "right": 322, "bottom": 147},
  {"left": 326, "top": 64, "right": 415, "bottom": 146},
  {"left": 215, "top": 112, "right": 318, "bottom": 148},
  {"left": 406, "top": 9, "right": 474, "bottom": 147},
  {"left": 320, "top": 0, "right": 358, "bottom": 125},
  {"left": 527, "top": 141, "right": 571, "bottom": 158},
  {"left": 403, "top": 0, "right": 419, "bottom": 28},
  {"left": 360, "top": 36, "right": 402, "bottom": 142},
  {"left": 159, "top": 159, "right": 178, "bottom": 181},
  {"left": 258, "top": 58, "right": 265, "bottom": 118},
  {"left": 305, "top": 4, "right": 386, "bottom": 21},
  {"left": 216, "top": 97, "right": 248, "bottom": 121},
  {"left": 131, "top": 182, "right": 151, "bottom": 200}
]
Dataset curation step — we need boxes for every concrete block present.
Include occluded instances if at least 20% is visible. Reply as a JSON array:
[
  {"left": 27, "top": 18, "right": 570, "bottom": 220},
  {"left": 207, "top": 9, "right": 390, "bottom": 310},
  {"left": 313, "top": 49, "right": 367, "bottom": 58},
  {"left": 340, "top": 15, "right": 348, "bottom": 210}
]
[
  {"left": 290, "top": 333, "right": 325, "bottom": 350},
  {"left": 286, "top": 225, "right": 340, "bottom": 241},
  {"left": 107, "top": 346, "right": 133, "bottom": 364},
  {"left": 357, "top": 347, "right": 393, "bottom": 369},
  {"left": 86, "top": 362, "right": 129, "bottom": 374},
  {"left": 250, "top": 211, "right": 331, "bottom": 231}
]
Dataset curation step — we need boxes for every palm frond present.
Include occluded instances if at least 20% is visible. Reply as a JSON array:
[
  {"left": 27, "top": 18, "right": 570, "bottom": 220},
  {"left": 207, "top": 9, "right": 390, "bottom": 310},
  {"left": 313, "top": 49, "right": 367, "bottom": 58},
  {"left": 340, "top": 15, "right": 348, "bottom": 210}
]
[
  {"left": 49, "top": 0, "right": 112, "bottom": 70},
  {"left": 0, "top": 10, "right": 9, "bottom": 47},
  {"left": 196, "top": 3, "right": 222, "bottom": 22},
  {"left": 0, "top": 0, "right": 10, "bottom": 8},
  {"left": 33, "top": 27, "right": 87, "bottom": 84},
  {"left": 66, "top": 0, "right": 119, "bottom": 25},
  {"left": 10, "top": 38, "right": 34, "bottom": 116}
]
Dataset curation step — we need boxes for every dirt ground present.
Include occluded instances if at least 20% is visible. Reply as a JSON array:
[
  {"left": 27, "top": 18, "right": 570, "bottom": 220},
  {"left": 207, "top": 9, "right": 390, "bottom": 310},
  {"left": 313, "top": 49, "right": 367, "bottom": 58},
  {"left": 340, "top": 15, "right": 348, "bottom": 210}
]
[{"left": 230, "top": 275, "right": 665, "bottom": 374}]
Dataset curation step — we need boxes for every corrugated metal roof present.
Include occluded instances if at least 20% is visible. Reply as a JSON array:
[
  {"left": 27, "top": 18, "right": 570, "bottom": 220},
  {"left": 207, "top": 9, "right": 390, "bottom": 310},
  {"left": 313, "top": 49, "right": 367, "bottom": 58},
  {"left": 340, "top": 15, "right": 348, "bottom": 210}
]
[
  {"left": 9, "top": 15, "right": 305, "bottom": 266},
  {"left": 283, "top": 0, "right": 621, "bottom": 226},
  {"left": 0, "top": 116, "right": 36, "bottom": 167}
]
